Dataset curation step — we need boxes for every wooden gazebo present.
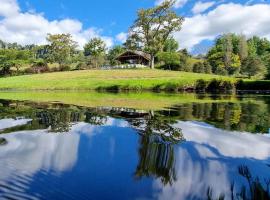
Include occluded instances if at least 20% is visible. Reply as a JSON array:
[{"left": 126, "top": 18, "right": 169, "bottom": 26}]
[{"left": 116, "top": 50, "right": 151, "bottom": 66}]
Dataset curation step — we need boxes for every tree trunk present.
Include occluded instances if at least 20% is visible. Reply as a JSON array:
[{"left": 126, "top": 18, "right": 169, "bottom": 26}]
[{"left": 150, "top": 55, "right": 155, "bottom": 69}]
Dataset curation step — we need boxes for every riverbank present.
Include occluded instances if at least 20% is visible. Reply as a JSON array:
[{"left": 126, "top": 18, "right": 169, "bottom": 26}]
[{"left": 0, "top": 69, "right": 268, "bottom": 93}]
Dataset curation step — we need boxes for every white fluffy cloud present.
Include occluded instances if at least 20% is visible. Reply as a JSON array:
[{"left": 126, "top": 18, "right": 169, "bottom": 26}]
[
  {"left": 192, "top": 1, "right": 215, "bottom": 14},
  {"left": 116, "top": 32, "right": 128, "bottom": 43},
  {"left": 174, "top": 3, "right": 270, "bottom": 50},
  {"left": 0, "top": 0, "right": 113, "bottom": 48},
  {"left": 155, "top": 0, "right": 188, "bottom": 8}
]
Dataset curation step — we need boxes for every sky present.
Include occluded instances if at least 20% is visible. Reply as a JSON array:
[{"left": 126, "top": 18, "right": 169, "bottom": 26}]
[{"left": 0, "top": 0, "right": 270, "bottom": 53}]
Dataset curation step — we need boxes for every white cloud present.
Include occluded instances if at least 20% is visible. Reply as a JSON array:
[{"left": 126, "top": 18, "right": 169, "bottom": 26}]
[
  {"left": 116, "top": 32, "right": 128, "bottom": 43},
  {"left": 174, "top": 3, "right": 270, "bottom": 50},
  {"left": 0, "top": 0, "right": 113, "bottom": 48},
  {"left": 192, "top": 1, "right": 215, "bottom": 14},
  {"left": 155, "top": 0, "right": 188, "bottom": 8}
]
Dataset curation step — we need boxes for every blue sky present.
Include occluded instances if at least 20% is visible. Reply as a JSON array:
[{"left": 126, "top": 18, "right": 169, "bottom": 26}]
[
  {"left": 16, "top": 0, "right": 267, "bottom": 37},
  {"left": 1, "top": 0, "right": 270, "bottom": 52}
]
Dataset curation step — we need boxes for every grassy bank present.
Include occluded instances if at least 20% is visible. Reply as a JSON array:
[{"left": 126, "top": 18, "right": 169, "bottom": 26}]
[{"left": 0, "top": 69, "right": 235, "bottom": 91}]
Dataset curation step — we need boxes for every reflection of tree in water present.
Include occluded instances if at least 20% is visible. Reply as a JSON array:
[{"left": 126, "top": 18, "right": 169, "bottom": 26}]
[
  {"left": 135, "top": 134, "right": 178, "bottom": 185},
  {"left": 207, "top": 165, "right": 270, "bottom": 200},
  {"left": 128, "top": 112, "right": 184, "bottom": 142},
  {"left": 85, "top": 111, "right": 107, "bottom": 125},
  {"left": 167, "top": 101, "right": 270, "bottom": 134},
  {"left": 0, "top": 98, "right": 269, "bottom": 134},
  {"left": 37, "top": 110, "right": 81, "bottom": 132},
  {"left": 130, "top": 112, "right": 185, "bottom": 185}
]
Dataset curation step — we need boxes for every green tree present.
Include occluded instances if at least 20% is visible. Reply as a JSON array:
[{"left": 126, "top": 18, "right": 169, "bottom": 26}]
[
  {"left": 0, "top": 49, "right": 32, "bottom": 75},
  {"left": 241, "top": 56, "right": 267, "bottom": 78},
  {"left": 163, "top": 38, "right": 179, "bottom": 52},
  {"left": 238, "top": 34, "right": 248, "bottom": 61},
  {"left": 84, "top": 37, "right": 107, "bottom": 68},
  {"left": 157, "top": 52, "right": 180, "bottom": 70},
  {"left": 46, "top": 34, "right": 77, "bottom": 67},
  {"left": 223, "top": 34, "right": 233, "bottom": 70},
  {"left": 84, "top": 37, "right": 106, "bottom": 57},
  {"left": 107, "top": 45, "right": 125, "bottom": 65},
  {"left": 193, "top": 62, "right": 204, "bottom": 73},
  {"left": 128, "top": 0, "right": 184, "bottom": 69}
]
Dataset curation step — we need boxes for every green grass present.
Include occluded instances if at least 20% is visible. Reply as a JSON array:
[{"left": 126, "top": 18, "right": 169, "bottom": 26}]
[
  {"left": 0, "top": 91, "right": 240, "bottom": 110},
  {"left": 0, "top": 69, "right": 235, "bottom": 91}
]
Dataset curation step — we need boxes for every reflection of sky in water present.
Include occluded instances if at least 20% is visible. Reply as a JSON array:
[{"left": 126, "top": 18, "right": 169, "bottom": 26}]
[
  {"left": 153, "top": 122, "right": 270, "bottom": 200},
  {"left": 0, "top": 118, "right": 32, "bottom": 130},
  {"left": 0, "top": 118, "right": 269, "bottom": 199}
]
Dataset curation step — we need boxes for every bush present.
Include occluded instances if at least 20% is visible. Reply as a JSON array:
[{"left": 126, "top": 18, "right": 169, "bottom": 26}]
[
  {"left": 59, "top": 65, "right": 71, "bottom": 71},
  {"left": 30, "top": 59, "right": 50, "bottom": 74},
  {"left": 206, "top": 79, "right": 235, "bottom": 93},
  {"left": 75, "top": 62, "right": 88, "bottom": 70},
  {"left": 196, "top": 79, "right": 208, "bottom": 91}
]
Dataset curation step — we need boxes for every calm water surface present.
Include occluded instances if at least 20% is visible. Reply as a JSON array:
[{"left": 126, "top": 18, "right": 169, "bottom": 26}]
[{"left": 0, "top": 94, "right": 270, "bottom": 200}]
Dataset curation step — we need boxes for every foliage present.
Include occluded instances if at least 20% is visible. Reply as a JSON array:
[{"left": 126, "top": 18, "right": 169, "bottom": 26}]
[
  {"left": 128, "top": 0, "right": 184, "bottom": 68},
  {"left": 46, "top": 33, "right": 78, "bottom": 66},
  {"left": 84, "top": 37, "right": 107, "bottom": 68},
  {"left": 107, "top": 45, "right": 125, "bottom": 65},
  {"left": 0, "top": 48, "right": 32, "bottom": 75},
  {"left": 84, "top": 37, "right": 106, "bottom": 57},
  {"left": 163, "top": 38, "right": 179, "bottom": 52},
  {"left": 241, "top": 56, "right": 267, "bottom": 78},
  {"left": 157, "top": 52, "right": 180, "bottom": 70}
]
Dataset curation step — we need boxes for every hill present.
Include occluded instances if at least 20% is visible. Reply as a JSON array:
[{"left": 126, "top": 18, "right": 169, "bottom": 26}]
[{"left": 0, "top": 69, "right": 235, "bottom": 91}]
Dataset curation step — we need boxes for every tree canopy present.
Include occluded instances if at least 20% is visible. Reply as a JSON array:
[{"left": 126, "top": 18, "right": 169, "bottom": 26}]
[{"left": 128, "top": 0, "right": 184, "bottom": 69}]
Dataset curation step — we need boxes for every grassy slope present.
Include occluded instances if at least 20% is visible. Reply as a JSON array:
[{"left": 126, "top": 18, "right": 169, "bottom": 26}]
[
  {"left": 0, "top": 69, "right": 234, "bottom": 91},
  {"left": 0, "top": 91, "right": 240, "bottom": 110}
]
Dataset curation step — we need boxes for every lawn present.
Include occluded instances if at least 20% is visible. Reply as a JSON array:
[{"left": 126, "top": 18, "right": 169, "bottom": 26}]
[{"left": 0, "top": 69, "right": 235, "bottom": 91}]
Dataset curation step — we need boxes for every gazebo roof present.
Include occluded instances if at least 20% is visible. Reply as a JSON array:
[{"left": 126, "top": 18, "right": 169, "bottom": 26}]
[{"left": 116, "top": 50, "right": 151, "bottom": 61}]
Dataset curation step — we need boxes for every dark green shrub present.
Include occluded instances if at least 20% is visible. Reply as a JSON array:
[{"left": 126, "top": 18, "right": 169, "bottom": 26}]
[
  {"left": 59, "top": 65, "right": 71, "bottom": 71},
  {"left": 196, "top": 79, "right": 208, "bottom": 91}
]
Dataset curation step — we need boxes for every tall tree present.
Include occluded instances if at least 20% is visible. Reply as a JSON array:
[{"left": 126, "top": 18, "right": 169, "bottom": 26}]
[
  {"left": 84, "top": 37, "right": 106, "bottom": 57},
  {"left": 223, "top": 34, "right": 233, "bottom": 70},
  {"left": 84, "top": 37, "right": 107, "bottom": 68},
  {"left": 128, "top": 0, "right": 184, "bottom": 69},
  {"left": 238, "top": 34, "right": 248, "bottom": 61},
  {"left": 46, "top": 33, "right": 77, "bottom": 67}
]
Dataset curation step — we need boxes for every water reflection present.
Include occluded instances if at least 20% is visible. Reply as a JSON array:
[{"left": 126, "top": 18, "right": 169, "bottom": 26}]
[{"left": 0, "top": 97, "right": 269, "bottom": 199}]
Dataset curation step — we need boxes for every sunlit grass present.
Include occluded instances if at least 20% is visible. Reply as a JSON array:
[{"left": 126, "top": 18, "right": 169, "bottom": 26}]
[
  {"left": 0, "top": 69, "right": 235, "bottom": 91},
  {"left": 0, "top": 91, "right": 241, "bottom": 110}
]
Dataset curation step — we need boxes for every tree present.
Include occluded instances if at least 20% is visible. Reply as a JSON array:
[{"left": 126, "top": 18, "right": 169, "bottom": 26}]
[
  {"left": 107, "top": 45, "right": 125, "bottom": 65},
  {"left": 223, "top": 34, "right": 233, "bottom": 70},
  {"left": 157, "top": 52, "right": 180, "bottom": 70},
  {"left": 163, "top": 38, "right": 179, "bottom": 52},
  {"left": 128, "top": 0, "right": 184, "bottom": 69},
  {"left": 193, "top": 62, "right": 204, "bottom": 73},
  {"left": 0, "top": 49, "right": 32, "bottom": 75},
  {"left": 241, "top": 56, "right": 267, "bottom": 78},
  {"left": 204, "top": 61, "right": 212, "bottom": 74},
  {"left": 46, "top": 34, "right": 77, "bottom": 67},
  {"left": 84, "top": 37, "right": 106, "bottom": 57},
  {"left": 84, "top": 37, "right": 106, "bottom": 68},
  {"left": 238, "top": 34, "right": 248, "bottom": 61}
]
